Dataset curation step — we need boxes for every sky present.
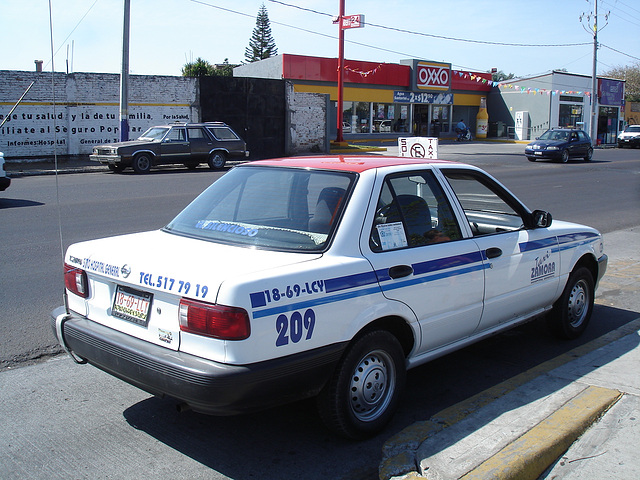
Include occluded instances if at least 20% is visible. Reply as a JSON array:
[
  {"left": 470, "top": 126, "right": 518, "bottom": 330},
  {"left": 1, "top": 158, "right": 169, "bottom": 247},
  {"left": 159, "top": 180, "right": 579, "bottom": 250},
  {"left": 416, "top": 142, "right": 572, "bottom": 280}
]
[{"left": 2, "top": 0, "right": 638, "bottom": 80}]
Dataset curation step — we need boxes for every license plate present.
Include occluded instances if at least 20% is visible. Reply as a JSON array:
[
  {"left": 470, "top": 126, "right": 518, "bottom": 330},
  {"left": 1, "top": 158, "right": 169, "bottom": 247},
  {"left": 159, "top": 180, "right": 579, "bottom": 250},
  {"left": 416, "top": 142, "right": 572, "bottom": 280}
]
[
  {"left": 112, "top": 285, "right": 153, "bottom": 326},
  {"left": 535, "top": 151, "right": 542, "bottom": 155}
]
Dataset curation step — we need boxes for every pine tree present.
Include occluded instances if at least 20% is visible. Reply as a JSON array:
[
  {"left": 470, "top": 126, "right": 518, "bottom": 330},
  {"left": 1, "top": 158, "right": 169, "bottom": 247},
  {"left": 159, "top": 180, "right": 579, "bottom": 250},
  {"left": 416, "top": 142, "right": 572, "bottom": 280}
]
[{"left": 245, "top": 4, "right": 278, "bottom": 63}]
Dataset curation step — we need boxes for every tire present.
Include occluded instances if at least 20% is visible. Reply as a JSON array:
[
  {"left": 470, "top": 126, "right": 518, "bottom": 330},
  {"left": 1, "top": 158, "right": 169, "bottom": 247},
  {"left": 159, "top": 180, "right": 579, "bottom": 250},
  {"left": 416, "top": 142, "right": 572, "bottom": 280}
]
[
  {"left": 184, "top": 162, "right": 199, "bottom": 170},
  {"left": 560, "top": 150, "right": 569, "bottom": 163},
  {"left": 132, "top": 153, "right": 152, "bottom": 174},
  {"left": 584, "top": 147, "right": 593, "bottom": 162},
  {"left": 547, "top": 266, "right": 594, "bottom": 340},
  {"left": 317, "top": 330, "right": 406, "bottom": 439},
  {"left": 527, "top": 156, "right": 536, "bottom": 162},
  {"left": 208, "top": 152, "right": 226, "bottom": 170}
]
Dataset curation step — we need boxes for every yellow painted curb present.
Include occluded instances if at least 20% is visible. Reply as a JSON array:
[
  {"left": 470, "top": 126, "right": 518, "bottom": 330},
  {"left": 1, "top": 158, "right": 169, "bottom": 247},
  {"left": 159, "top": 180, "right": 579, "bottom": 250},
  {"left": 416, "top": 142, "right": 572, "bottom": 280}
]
[{"left": 459, "top": 385, "right": 622, "bottom": 480}]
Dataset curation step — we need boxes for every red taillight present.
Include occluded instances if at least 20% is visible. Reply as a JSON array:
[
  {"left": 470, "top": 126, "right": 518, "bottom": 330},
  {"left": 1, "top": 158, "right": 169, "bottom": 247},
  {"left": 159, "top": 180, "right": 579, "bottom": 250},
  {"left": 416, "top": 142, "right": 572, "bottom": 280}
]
[
  {"left": 179, "top": 298, "right": 250, "bottom": 340},
  {"left": 64, "top": 263, "right": 89, "bottom": 298}
]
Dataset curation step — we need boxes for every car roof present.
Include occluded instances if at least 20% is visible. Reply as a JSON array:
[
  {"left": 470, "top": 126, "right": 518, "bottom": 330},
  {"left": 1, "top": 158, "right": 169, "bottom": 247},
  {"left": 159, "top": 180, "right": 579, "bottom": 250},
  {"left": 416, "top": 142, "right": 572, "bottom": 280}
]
[
  {"left": 242, "top": 156, "right": 455, "bottom": 173},
  {"left": 547, "top": 128, "right": 585, "bottom": 132}
]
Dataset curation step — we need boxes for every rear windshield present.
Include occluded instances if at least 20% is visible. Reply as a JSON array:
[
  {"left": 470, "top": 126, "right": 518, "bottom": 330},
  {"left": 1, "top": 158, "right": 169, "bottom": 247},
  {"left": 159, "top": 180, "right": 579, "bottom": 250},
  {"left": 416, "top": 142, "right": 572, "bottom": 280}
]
[
  {"left": 165, "top": 166, "right": 355, "bottom": 252},
  {"left": 207, "top": 126, "right": 240, "bottom": 140}
]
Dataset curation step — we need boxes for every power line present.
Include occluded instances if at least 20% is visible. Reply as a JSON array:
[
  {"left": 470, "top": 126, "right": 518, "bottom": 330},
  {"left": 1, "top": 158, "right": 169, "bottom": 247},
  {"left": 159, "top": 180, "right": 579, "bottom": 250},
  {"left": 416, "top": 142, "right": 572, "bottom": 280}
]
[
  {"left": 600, "top": 43, "right": 640, "bottom": 62},
  {"left": 267, "top": 0, "right": 591, "bottom": 48}
]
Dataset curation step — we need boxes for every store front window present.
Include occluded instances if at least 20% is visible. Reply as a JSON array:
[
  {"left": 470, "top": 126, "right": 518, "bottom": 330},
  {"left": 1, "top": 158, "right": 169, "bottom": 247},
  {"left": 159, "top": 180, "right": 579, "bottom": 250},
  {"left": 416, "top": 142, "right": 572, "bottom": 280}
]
[
  {"left": 598, "top": 106, "right": 619, "bottom": 145},
  {"left": 558, "top": 96, "right": 584, "bottom": 128},
  {"left": 342, "top": 101, "right": 410, "bottom": 134},
  {"left": 432, "top": 105, "right": 450, "bottom": 134}
]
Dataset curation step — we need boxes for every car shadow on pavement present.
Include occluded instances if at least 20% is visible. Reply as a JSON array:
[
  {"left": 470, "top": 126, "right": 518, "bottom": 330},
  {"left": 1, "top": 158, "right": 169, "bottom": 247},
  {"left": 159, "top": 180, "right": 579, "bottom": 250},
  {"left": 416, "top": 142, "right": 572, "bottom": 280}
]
[
  {"left": 0, "top": 198, "right": 44, "bottom": 209},
  {"left": 121, "top": 304, "right": 638, "bottom": 480},
  {"left": 123, "top": 395, "right": 384, "bottom": 480}
]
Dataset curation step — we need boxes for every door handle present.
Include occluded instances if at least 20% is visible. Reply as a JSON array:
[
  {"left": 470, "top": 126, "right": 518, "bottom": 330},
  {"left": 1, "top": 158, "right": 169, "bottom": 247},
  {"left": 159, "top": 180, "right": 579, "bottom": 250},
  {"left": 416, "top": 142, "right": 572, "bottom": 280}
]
[
  {"left": 486, "top": 247, "right": 503, "bottom": 259},
  {"left": 388, "top": 265, "right": 413, "bottom": 279}
]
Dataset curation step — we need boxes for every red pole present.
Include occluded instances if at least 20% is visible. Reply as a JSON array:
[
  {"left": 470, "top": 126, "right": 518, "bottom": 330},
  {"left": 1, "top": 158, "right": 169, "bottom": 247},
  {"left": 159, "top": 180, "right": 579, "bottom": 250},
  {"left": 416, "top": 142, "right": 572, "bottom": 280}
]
[{"left": 336, "top": 0, "right": 345, "bottom": 143}]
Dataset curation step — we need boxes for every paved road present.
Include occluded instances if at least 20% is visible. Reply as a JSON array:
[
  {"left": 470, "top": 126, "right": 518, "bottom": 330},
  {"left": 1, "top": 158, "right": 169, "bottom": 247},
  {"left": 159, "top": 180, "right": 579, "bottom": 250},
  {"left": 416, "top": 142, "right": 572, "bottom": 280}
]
[
  {"left": 1, "top": 143, "right": 638, "bottom": 479},
  {"left": 2, "top": 143, "right": 638, "bottom": 368}
]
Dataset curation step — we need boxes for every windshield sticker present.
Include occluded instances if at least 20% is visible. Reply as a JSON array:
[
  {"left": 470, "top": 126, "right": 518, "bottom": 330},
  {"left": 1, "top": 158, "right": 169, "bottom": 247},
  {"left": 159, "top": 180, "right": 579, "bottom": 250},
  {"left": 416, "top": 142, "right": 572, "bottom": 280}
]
[
  {"left": 376, "top": 222, "right": 408, "bottom": 250},
  {"left": 195, "top": 220, "right": 258, "bottom": 237}
]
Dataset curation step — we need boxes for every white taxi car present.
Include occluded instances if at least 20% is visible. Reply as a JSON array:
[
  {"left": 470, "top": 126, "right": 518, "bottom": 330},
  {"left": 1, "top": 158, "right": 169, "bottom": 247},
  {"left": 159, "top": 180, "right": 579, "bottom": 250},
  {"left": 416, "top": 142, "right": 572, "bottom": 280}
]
[{"left": 52, "top": 156, "right": 607, "bottom": 439}]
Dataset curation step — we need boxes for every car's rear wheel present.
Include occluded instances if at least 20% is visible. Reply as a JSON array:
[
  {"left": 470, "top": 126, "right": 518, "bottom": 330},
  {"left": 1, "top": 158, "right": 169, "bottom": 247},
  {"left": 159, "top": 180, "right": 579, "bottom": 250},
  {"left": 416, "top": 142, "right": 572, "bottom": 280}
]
[
  {"left": 317, "top": 330, "right": 405, "bottom": 439},
  {"left": 132, "top": 154, "right": 152, "bottom": 174},
  {"left": 584, "top": 147, "right": 593, "bottom": 161},
  {"left": 547, "top": 266, "right": 594, "bottom": 340},
  {"left": 560, "top": 150, "right": 569, "bottom": 163},
  {"left": 208, "top": 152, "right": 226, "bottom": 170}
]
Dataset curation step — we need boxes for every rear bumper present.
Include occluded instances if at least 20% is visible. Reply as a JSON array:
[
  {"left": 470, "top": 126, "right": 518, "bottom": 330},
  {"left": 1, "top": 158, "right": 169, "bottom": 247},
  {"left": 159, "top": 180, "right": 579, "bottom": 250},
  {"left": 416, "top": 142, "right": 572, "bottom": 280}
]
[{"left": 51, "top": 306, "right": 346, "bottom": 415}]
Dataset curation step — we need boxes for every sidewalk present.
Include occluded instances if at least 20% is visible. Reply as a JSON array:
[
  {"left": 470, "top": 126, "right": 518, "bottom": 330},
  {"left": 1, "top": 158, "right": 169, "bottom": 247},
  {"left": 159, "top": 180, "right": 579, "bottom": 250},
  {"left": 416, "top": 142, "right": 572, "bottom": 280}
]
[{"left": 380, "top": 229, "right": 640, "bottom": 480}]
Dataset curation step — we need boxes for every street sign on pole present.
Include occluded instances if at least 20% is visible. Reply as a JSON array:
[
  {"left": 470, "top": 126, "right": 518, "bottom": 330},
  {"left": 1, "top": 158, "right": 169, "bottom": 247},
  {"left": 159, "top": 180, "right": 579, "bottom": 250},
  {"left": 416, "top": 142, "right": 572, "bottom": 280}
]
[
  {"left": 340, "top": 14, "right": 365, "bottom": 29},
  {"left": 334, "top": 3, "right": 365, "bottom": 144}
]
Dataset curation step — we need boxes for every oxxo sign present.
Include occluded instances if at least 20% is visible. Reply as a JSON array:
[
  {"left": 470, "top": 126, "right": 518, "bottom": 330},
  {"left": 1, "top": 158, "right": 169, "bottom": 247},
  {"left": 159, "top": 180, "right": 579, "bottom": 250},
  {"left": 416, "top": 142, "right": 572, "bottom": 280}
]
[{"left": 416, "top": 61, "right": 451, "bottom": 91}]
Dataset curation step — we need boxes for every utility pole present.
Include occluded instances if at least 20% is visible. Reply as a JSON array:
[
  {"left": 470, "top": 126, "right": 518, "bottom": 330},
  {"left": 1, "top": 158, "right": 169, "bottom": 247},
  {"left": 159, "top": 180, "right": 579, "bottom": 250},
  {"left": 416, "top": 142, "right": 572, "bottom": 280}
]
[
  {"left": 333, "top": 1, "right": 364, "bottom": 145},
  {"left": 336, "top": 0, "right": 346, "bottom": 144},
  {"left": 120, "top": 0, "right": 130, "bottom": 142},
  {"left": 581, "top": 0, "right": 609, "bottom": 146},
  {"left": 590, "top": 0, "right": 598, "bottom": 146}
]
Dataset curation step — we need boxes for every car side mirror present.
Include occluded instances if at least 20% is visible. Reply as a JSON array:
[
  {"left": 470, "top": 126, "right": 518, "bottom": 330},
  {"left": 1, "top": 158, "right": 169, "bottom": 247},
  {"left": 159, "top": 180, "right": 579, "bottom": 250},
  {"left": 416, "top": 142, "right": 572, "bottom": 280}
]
[{"left": 532, "top": 210, "right": 552, "bottom": 228}]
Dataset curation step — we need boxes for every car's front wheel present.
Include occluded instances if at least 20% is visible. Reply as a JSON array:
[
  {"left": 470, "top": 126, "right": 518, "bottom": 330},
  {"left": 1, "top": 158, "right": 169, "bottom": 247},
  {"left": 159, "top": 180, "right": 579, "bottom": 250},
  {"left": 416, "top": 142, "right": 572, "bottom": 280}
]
[
  {"left": 527, "top": 156, "right": 536, "bottom": 162},
  {"left": 317, "top": 330, "right": 406, "bottom": 439},
  {"left": 208, "top": 152, "right": 226, "bottom": 170},
  {"left": 547, "top": 266, "right": 594, "bottom": 340},
  {"left": 560, "top": 150, "right": 569, "bottom": 163},
  {"left": 132, "top": 153, "right": 152, "bottom": 174},
  {"left": 584, "top": 147, "right": 593, "bottom": 161}
]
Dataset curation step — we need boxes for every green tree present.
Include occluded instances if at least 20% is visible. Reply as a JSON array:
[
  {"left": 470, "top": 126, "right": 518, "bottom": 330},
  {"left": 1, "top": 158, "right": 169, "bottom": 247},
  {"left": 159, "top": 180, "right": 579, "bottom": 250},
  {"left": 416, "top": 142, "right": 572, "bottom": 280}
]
[
  {"left": 491, "top": 70, "right": 516, "bottom": 82},
  {"left": 182, "top": 57, "right": 215, "bottom": 77},
  {"left": 602, "top": 62, "right": 640, "bottom": 102},
  {"left": 245, "top": 4, "right": 277, "bottom": 63},
  {"left": 212, "top": 59, "right": 235, "bottom": 77}
]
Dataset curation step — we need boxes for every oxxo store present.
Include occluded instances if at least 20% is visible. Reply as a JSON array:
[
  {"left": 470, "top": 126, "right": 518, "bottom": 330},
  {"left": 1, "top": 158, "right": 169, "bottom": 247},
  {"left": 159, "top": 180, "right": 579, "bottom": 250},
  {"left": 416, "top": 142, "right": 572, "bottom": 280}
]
[{"left": 235, "top": 54, "right": 492, "bottom": 139}]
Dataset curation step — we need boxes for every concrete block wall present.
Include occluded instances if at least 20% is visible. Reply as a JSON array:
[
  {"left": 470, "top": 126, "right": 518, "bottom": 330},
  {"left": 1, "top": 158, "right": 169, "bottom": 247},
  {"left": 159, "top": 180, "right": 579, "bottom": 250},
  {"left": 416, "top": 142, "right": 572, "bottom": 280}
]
[
  {"left": 0, "top": 71, "right": 198, "bottom": 159},
  {"left": 286, "top": 81, "right": 327, "bottom": 155}
]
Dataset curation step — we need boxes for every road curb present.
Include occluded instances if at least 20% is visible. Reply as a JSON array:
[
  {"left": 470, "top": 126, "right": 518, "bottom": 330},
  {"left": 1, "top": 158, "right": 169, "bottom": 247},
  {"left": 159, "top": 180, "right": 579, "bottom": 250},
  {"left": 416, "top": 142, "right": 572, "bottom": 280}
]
[
  {"left": 459, "top": 385, "right": 622, "bottom": 480},
  {"left": 379, "top": 317, "right": 640, "bottom": 480}
]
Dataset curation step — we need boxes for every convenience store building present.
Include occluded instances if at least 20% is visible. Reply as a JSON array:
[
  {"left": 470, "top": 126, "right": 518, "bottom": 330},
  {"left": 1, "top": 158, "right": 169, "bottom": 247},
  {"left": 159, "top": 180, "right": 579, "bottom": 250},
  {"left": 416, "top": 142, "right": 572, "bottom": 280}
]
[{"left": 234, "top": 54, "right": 493, "bottom": 140}]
